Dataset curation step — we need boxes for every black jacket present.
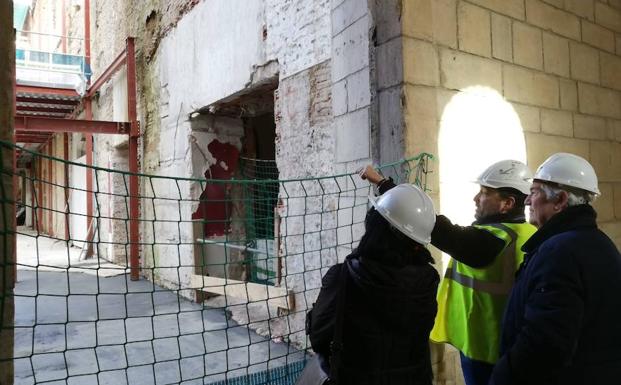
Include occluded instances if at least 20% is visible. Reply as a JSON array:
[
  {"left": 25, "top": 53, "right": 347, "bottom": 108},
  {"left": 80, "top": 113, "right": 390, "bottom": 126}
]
[
  {"left": 309, "top": 253, "right": 439, "bottom": 385},
  {"left": 491, "top": 205, "right": 621, "bottom": 385}
]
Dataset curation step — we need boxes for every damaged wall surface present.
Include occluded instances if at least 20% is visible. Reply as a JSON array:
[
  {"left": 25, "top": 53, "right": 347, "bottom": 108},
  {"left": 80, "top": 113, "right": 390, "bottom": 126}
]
[{"left": 89, "top": 0, "right": 378, "bottom": 348}]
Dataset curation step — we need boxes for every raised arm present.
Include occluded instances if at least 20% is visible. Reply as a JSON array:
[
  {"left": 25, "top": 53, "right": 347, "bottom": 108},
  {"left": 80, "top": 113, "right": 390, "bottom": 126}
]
[
  {"left": 432, "top": 215, "right": 506, "bottom": 268},
  {"left": 359, "top": 165, "right": 505, "bottom": 268}
]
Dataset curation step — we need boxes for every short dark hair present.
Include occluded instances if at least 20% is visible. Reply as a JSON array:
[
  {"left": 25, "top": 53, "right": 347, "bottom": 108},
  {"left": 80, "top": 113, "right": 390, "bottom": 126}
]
[{"left": 496, "top": 187, "right": 527, "bottom": 216}]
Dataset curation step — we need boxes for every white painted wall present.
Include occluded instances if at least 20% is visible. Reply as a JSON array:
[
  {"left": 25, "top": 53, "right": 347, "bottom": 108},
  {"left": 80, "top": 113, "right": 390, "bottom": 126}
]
[
  {"left": 152, "top": 0, "right": 338, "bottom": 296},
  {"left": 69, "top": 156, "right": 87, "bottom": 248},
  {"left": 265, "top": 0, "right": 332, "bottom": 78},
  {"left": 146, "top": 0, "right": 375, "bottom": 348},
  {"left": 158, "top": 0, "right": 266, "bottom": 113}
]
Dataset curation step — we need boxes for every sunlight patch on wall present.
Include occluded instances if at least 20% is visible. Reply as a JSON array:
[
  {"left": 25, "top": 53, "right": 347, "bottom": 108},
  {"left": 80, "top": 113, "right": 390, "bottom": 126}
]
[{"left": 438, "top": 86, "right": 527, "bottom": 269}]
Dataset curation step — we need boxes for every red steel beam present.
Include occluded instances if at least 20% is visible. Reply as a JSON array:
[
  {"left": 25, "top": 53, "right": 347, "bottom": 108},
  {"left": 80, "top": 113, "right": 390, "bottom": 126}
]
[
  {"left": 15, "top": 115, "right": 130, "bottom": 134},
  {"left": 16, "top": 131, "right": 52, "bottom": 137},
  {"left": 16, "top": 85, "right": 79, "bottom": 98},
  {"left": 16, "top": 96, "right": 79, "bottom": 106},
  {"left": 126, "top": 37, "right": 141, "bottom": 281},
  {"left": 15, "top": 134, "right": 52, "bottom": 143},
  {"left": 85, "top": 50, "right": 127, "bottom": 99},
  {"left": 17, "top": 106, "right": 73, "bottom": 114}
]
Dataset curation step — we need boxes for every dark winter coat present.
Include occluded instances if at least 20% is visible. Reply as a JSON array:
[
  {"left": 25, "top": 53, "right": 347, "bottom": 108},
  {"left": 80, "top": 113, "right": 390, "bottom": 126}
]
[
  {"left": 309, "top": 253, "right": 439, "bottom": 385},
  {"left": 491, "top": 205, "right": 621, "bottom": 385}
]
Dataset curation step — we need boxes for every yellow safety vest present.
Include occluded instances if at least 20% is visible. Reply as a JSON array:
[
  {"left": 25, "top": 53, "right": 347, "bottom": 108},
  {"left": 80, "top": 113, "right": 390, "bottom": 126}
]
[{"left": 430, "top": 222, "right": 537, "bottom": 364}]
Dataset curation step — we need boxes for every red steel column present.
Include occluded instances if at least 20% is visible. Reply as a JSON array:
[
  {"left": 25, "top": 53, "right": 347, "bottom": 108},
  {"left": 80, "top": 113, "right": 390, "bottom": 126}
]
[
  {"left": 84, "top": 0, "right": 94, "bottom": 258},
  {"left": 37, "top": 157, "right": 42, "bottom": 233},
  {"left": 49, "top": 140, "right": 55, "bottom": 237},
  {"left": 47, "top": 143, "right": 52, "bottom": 235},
  {"left": 64, "top": 134, "right": 70, "bottom": 240},
  {"left": 85, "top": 107, "right": 94, "bottom": 257},
  {"left": 126, "top": 38, "right": 140, "bottom": 281}
]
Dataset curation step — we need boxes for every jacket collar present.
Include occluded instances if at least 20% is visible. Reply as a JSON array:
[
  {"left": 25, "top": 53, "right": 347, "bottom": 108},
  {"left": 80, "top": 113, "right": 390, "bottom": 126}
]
[
  {"left": 522, "top": 204, "right": 597, "bottom": 254},
  {"left": 474, "top": 212, "right": 526, "bottom": 226}
]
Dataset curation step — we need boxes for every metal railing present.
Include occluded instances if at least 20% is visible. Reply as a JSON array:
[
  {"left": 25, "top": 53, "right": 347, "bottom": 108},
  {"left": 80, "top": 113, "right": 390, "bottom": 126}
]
[{"left": 15, "top": 30, "right": 91, "bottom": 82}]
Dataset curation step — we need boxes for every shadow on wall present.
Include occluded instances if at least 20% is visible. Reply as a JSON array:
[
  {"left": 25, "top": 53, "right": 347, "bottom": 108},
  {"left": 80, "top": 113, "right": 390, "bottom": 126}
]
[{"left": 438, "top": 86, "right": 527, "bottom": 270}]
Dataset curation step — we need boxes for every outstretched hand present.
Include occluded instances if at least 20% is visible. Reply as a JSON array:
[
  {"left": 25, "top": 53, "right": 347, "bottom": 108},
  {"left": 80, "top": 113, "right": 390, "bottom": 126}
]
[{"left": 358, "top": 165, "right": 384, "bottom": 185}]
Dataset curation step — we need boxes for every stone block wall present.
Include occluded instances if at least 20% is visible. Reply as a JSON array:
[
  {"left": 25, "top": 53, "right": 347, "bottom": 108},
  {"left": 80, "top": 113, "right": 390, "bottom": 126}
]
[
  {"left": 401, "top": 0, "right": 621, "bottom": 249},
  {"left": 331, "top": 0, "right": 373, "bottom": 170},
  {"left": 398, "top": 1, "right": 621, "bottom": 383}
]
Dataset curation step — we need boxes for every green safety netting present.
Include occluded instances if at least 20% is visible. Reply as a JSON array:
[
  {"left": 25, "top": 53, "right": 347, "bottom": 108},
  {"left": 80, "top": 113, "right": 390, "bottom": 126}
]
[{"left": 0, "top": 140, "right": 432, "bottom": 385}]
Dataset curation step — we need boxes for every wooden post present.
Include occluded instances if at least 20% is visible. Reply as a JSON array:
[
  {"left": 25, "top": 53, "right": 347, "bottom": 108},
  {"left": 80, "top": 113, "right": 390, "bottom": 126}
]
[{"left": 0, "top": 0, "right": 16, "bottom": 381}]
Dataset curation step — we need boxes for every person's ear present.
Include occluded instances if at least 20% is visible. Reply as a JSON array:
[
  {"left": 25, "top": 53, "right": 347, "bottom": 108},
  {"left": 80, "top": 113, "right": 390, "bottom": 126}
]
[
  {"left": 553, "top": 190, "right": 569, "bottom": 211},
  {"left": 499, "top": 196, "right": 516, "bottom": 214}
]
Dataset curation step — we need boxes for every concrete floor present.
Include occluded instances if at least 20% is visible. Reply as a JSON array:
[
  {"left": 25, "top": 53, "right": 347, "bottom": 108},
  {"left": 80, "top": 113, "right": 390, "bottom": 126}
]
[{"left": 13, "top": 229, "right": 304, "bottom": 385}]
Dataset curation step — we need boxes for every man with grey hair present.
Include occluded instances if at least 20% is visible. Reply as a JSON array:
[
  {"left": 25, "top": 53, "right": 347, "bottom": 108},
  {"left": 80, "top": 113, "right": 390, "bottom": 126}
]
[{"left": 491, "top": 153, "right": 621, "bottom": 385}]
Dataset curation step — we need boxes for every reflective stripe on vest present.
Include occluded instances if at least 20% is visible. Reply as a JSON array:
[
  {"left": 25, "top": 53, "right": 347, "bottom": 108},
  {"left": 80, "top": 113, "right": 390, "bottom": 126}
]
[
  {"left": 430, "top": 222, "right": 537, "bottom": 364},
  {"left": 444, "top": 223, "right": 517, "bottom": 296}
]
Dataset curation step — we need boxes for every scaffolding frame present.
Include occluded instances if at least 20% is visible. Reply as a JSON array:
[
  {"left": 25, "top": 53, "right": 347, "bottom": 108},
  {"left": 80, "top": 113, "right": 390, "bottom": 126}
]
[{"left": 13, "top": 0, "right": 141, "bottom": 281}]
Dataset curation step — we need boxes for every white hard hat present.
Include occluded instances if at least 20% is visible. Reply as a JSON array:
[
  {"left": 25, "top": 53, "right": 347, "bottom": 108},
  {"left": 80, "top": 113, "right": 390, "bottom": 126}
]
[
  {"left": 475, "top": 160, "right": 533, "bottom": 195},
  {"left": 533, "top": 153, "right": 600, "bottom": 195},
  {"left": 368, "top": 184, "right": 436, "bottom": 245}
]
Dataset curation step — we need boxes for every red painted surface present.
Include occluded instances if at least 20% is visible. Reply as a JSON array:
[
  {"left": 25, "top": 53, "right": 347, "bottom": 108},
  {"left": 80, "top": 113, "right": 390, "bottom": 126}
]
[
  {"left": 192, "top": 140, "right": 240, "bottom": 237},
  {"left": 47, "top": 143, "right": 53, "bottom": 236},
  {"left": 16, "top": 96, "right": 79, "bottom": 106},
  {"left": 85, "top": 50, "right": 126, "bottom": 99},
  {"left": 64, "top": 133, "right": 69, "bottom": 240},
  {"left": 126, "top": 38, "right": 141, "bottom": 281},
  {"left": 84, "top": 0, "right": 93, "bottom": 259},
  {"left": 16, "top": 85, "right": 79, "bottom": 97},
  {"left": 16, "top": 105, "right": 73, "bottom": 114},
  {"left": 15, "top": 133, "right": 51, "bottom": 142},
  {"left": 15, "top": 115, "right": 130, "bottom": 134},
  {"left": 85, "top": 105, "right": 94, "bottom": 258}
]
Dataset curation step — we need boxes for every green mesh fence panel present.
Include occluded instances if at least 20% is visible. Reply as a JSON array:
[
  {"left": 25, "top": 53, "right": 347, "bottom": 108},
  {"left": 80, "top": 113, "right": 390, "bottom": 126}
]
[
  {"left": 239, "top": 158, "right": 280, "bottom": 286},
  {"left": 0, "top": 140, "right": 433, "bottom": 385}
]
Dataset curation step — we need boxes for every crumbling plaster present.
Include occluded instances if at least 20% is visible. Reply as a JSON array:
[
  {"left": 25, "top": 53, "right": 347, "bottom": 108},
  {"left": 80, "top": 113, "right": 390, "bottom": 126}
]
[
  {"left": 148, "top": 0, "right": 340, "bottom": 296},
  {"left": 91, "top": 0, "right": 379, "bottom": 347}
]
